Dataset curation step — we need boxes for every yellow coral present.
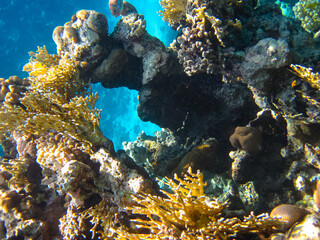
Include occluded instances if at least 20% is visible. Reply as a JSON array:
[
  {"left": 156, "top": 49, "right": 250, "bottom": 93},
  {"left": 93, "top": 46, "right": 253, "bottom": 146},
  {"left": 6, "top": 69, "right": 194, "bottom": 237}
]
[
  {"left": 114, "top": 167, "right": 285, "bottom": 239},
  {"left": 36, "top": 132, "right": 89, "bottom": 172},
  {"left": 59, "top": 206, "right": 86, "bottom": 240},
  {"left": 23, "top": 46, "right": 83, "bottom": 100},
  {"left": 0, "top": 46, "right": 113, "bottom": 152},
  {"left": 159, "top": 0, "right": 188, "bottom": 27},
  {"left": 81, "top": 198, "right": 118, "bottom": 239},
  {"left": 290, "top": 64, "right": 320, "bottom": 90},
  {"left": 0, "top": 91, "right": 106, "bottom": 152},
  {"left": 293, "top": 0, "right": 320, "bottom": 33},
  {"left": 0, "top": 158, "right": 31, "bottom": 190}
]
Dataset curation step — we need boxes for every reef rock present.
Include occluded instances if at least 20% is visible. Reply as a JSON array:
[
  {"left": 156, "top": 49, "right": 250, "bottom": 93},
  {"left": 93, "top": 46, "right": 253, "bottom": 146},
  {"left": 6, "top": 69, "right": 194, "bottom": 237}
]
[
  {"left": 53, "top": 10, "right": 109, "bottom": 67},
  {"left": 240, "top": 38, "right": 290, "bottom": 108}
]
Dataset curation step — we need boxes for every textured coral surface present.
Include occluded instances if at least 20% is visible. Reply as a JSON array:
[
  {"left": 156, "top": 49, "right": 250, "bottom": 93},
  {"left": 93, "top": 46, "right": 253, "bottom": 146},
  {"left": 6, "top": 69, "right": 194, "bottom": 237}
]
[{"left": 2, "top": 0, "right": 320, "bottom": 239}]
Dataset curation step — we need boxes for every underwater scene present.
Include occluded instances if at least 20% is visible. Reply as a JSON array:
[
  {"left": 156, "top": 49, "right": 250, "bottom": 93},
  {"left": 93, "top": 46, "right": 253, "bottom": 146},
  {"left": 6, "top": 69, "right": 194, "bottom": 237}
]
[{"left": 1, "top": 0, "right": 320, "bottom": 239}]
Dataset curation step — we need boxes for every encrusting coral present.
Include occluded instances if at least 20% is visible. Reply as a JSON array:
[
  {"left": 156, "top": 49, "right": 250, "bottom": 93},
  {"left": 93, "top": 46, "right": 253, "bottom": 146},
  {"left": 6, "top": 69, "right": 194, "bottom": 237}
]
[{"left": 114, "top": 167, "right": 285, "bottom": 239}]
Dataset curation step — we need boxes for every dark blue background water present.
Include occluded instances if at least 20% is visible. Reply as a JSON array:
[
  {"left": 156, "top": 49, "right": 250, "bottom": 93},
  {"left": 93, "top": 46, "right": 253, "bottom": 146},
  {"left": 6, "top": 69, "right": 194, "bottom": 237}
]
[{"left": 0, "top": 0, "right": 177, "bottom": 151}]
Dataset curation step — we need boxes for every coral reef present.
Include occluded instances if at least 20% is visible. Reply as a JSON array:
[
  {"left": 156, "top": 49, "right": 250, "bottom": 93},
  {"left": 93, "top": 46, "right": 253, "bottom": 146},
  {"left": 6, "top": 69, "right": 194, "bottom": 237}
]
[
  {"left": 53, "top": 9, "right": 110, "bottom": 73},
  {"left": 293, "top": 0, "right": 320, "bottom": 33},
  {"left": 172, "top": 2, "right": 225, "bottom": 75},
  {"left": 0, "top": 76, "right": 29, "bottom": 105},
  {"left": 290, "top": 64, "right": 320, "bottom": 90},
  {"left": 3, "top": 0, "right": 320, "bottom": 238},
  {"left": 114, "top": 168, "right": 285, "bottom": 239},
  {"left": 0, "top": 46, "right": 113, "bottom": 152},
  {"left": 159, "top": 0, "right": 188, "bottom": 29}
]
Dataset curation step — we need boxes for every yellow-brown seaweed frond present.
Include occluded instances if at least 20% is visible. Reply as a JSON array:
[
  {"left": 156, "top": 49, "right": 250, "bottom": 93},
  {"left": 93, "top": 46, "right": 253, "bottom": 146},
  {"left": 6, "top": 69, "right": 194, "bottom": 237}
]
[
  {"left": 23, "top": 46, "right": 83, "bottom": 100},
  {"left": 158, "top": 0, "right": 188, "bottom": 27},
  {"left": 114, "top": 167, "right": 285, "bottom": 239},
  {"left": 290, "top": 64, "right": 320, "bottom": 90},
  {"left": 81, "top": 198, "right": 118, "bottom": 239}
]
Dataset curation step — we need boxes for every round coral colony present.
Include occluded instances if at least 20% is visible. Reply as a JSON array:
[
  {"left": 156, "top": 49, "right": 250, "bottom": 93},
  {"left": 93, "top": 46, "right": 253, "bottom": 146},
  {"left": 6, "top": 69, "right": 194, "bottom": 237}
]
[
  {"left": 229, "top": 126, "right": 263, "bottom": 155},
  {"left": 270, "top": 204, "right": 309, "bottom": 231}
]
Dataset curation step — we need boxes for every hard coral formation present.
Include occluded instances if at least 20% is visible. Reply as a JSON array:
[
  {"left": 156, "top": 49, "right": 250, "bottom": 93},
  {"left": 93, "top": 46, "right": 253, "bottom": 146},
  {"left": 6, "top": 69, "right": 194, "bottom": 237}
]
[
  {"left": 112, "top": 13, "right": 172, "bottom": 85},
  {"left": 53, "top": 9, "right": 109, "bottom": 66},
  {"left": 4, "top": 0, "right": 320, "bottom": 238},
  {"left": 114, "top": 168, "right": 285, "bottom": 239},
  {"left": 123, "top": 130, "right": 182, "bottom": 177},
  {"left": 293, "top": 0, "right": 320, "bottom": 33},
  {"left": 174, "top": 2, "right": 225, "bottom": 76},
  {"left": 0, "top": 76, "right": 29, "bottom": 105},
  {"left": 229, "top": 126, "right": 262, "bottom": 155}
]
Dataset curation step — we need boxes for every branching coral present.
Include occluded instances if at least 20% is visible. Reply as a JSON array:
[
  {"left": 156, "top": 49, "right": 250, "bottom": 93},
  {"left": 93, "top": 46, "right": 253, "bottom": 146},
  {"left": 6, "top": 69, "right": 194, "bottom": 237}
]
[
  {"left": 293, "top": 0, "right": 320, "bottom": 33},
  {"left": 0, "top": 46, "right": 113, "bottom": 152},
  {"left": 0, "top": 159, "right": 26, "bottom": 190},
  {"left": 159, "top": 0, "right": 188, "bottom": 28},
  {"left": 290, "top": 64, "right": 320, "bottom": 90},
  {"left": 81, "top": 198, "right": 118, "bottom": 239},
  {"left": 59, "top": 206, "right": 86, "bottom": 240},
  {"left": 114, "top": 167, "right": 285, "bottom": 239},
  {"left": 23, "top": 46, "right": 83, "bottom": 100},
  {"left": 0, "top": 91, "right": 106, "bottom": 151}
]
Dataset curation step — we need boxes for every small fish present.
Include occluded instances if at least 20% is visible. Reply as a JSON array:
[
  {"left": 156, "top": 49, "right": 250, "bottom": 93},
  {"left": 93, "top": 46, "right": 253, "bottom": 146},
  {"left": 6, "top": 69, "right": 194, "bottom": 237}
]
[
  {"left": 109, "top": 0, "right": 123, "bottom": 17},
  {"left": 291, "top": 80, "right": 297, "bottom": 87}
]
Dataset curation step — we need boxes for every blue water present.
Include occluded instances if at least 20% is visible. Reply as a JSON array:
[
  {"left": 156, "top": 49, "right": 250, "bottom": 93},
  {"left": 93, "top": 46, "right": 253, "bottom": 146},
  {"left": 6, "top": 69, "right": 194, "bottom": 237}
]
[{"left": 0, "top": 0, "right": 177, "bottom": 151}]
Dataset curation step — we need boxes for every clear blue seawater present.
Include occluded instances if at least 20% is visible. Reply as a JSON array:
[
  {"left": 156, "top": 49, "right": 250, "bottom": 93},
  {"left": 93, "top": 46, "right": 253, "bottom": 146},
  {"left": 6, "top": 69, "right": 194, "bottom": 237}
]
[{"left": 0, "top": 0, "right": 177, "bottom": 151}]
